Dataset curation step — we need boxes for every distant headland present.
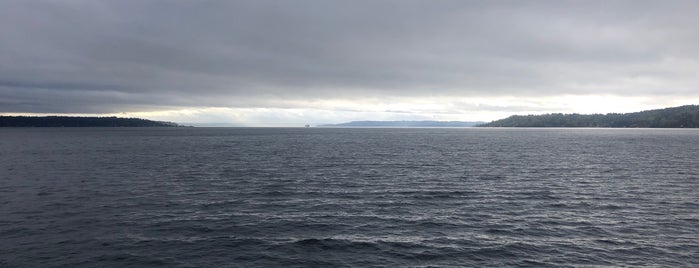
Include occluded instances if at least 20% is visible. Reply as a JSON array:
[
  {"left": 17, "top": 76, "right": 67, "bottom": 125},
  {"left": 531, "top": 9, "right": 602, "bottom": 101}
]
[
  {"left": 0, "top": 116, "right": 181, "bottom": 127},
  {"left": 479, "top": 105, "right": 699, "bottom": 128}
]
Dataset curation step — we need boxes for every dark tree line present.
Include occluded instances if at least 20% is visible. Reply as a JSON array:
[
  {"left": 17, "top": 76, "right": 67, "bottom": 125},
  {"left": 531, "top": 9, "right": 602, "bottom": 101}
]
[
  {"left": 479, "top": 105, "right": 699, "bottom": 128},
  {"left": 0, "top": 116, "right": 180, "bottom": 127}
]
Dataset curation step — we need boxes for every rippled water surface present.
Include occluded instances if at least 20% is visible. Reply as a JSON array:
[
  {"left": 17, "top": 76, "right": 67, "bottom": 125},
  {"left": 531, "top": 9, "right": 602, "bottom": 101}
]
[{"left": 1, "top": 128, "right": 698, "bottom": 267}]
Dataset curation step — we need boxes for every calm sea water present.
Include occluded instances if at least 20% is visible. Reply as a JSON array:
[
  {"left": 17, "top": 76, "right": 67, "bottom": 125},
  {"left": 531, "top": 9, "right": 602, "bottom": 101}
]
[{"left": 1, "top": 128, "right": 698, "bottom": 267}]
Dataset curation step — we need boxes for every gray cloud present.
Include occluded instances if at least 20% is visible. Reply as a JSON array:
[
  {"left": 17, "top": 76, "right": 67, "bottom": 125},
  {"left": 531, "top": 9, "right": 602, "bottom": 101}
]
[{"left": 1, "top": 0, "right": 699, "bottom": 114}]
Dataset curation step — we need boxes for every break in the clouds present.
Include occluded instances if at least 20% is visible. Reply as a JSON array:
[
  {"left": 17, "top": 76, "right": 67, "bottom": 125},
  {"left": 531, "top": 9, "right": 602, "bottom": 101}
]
[{"left": 2, "top": 0, "right": 699, "bottom": 125}]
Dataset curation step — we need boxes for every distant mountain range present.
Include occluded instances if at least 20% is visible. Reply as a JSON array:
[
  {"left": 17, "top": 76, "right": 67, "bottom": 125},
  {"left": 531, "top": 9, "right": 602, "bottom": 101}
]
[
  {"left": 479, "top": 105, "right": 699, "bottom": 128},
  {"left": 0, "top": 116, "right": 181, "bottom": 127},
  {"left": 319, "top": 120, "right": 485, "bottom": 127}
]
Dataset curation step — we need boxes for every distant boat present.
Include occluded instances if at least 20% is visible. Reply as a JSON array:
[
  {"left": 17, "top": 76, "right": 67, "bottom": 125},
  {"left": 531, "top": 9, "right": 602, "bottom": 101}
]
[{"left": 304, "top": 124, "right": 310, "bottom": 128}]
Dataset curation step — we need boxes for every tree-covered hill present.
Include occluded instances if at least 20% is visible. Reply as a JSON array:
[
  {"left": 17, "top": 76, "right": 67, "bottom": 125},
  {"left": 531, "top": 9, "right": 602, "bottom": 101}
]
[
  {"left": 0, "top": 116, "right": 180, "bottom": 127},
  {"left": 479, "top": 105, "right": 699, "bottom": 128}
]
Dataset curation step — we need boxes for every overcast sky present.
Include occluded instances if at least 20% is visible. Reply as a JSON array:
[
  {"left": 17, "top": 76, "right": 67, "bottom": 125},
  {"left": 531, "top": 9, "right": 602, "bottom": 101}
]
[{"left": 2, "top": 0, "right": 699, "bottom": 126}]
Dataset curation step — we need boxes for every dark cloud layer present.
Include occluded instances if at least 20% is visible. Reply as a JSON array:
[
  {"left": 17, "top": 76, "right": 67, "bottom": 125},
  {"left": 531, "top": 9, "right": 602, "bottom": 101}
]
[{"left": 1, "top": 0, "right": 698, "bottom": 113}]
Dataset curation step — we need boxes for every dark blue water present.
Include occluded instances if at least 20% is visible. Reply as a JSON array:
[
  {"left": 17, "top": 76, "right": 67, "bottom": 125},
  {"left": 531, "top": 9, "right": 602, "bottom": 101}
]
[{"left": 1, "top": 128, "right": 698, "bottom": 267}]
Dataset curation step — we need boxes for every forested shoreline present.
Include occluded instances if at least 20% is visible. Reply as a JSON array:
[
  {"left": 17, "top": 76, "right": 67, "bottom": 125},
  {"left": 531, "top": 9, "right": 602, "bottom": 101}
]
[
  {"left": 479, "top": 105, "right": 699, "bottom": 128},
  {"left": 0, "top": 116, "right": 180, "bottom": 127}
]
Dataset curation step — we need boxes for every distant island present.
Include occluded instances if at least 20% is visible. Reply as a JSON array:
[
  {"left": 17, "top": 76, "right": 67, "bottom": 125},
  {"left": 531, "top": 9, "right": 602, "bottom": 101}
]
[
  {"left": 479, "top": 105, "right": 699, "bottom": 128},
  {"left": 320, "top": 120, "right": 485, "bottom": 127},
  {"left": 0, "top": 116, "right": 181, "bottom": 127}
]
